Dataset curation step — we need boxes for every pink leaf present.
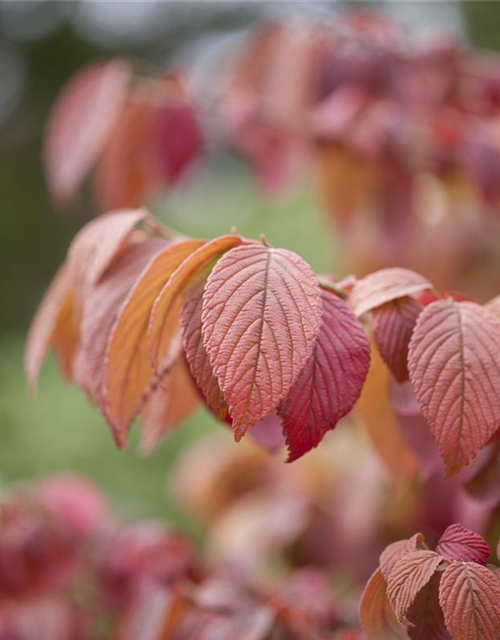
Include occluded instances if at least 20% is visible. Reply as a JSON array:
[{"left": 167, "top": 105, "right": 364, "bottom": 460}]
[
  {"left": 380, "top": 534, "right": 426, "bottom": 582},
  {"left": 387, "top": 550, "right": 443, "bottom": 622},
  {"left": 436, "top": 524, "right": 490, "bottom": 565},
  {"left": 349, "top": 268, "right": 432, "bottom": 318},
  {"left": 439, "top": 561, "right": 500, "bottom": 640},
  {"left": 202, "top": 244, "right": 322, "bottom": 440},
  {"left": 371, "top": 296, "right": 423, "bottom": 382},
  {"left": 44, "top": 59, "right": 132, "bottom": 205},
  {"left": 277, "top": 289, "right": 370, "bottom": 461},
  {"left": 408, "top": 300, "right": 500, "bottom": 475}
]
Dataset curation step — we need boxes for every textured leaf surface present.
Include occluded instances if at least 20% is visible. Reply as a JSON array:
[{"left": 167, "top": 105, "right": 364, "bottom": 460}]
[
  {"left": 139, "top": 356, "right": 201, "bottom": 455},
  {"left": 202, "top": 244, "right": 322, "bottom": 439},
  {"left": 24, "top": 264, "right": 76, "bottom": 395},
  {"left": 181, "top": 278, "right": 228, "bottom": 421},
  {"left": 380, "top": 534, "right": 426, "bottom": 582},
  {"left": 349, "top": 268, "right": 432, "bottom": 317},
  {"left": 436, "top": 524, "right": 490, "bottom": 565},
  {"left": 371, "top": 296, "right": 423, "bottom": 382},
  {"left": 44, "top": 59, "right": 132, "bottom": 205},
  {"left": 408, "top": 300, "right": 500, "bottom": 475},
  {"left": 359, "top": 569, "right": 410, "bottom": 640},
  {"left": 406, "top": 573, "right": 450, "bottom": 640},
  {"left": 105, "top": 239, "right": 204, "bottom": 443},
  {"left": 387, "top": 550, "right": 443, "bottom": 622},
  {"left": 278, "top": 289, "right": 370, "bottom": 461},
  {"left": 439, "top": 561, "right": 500, "bottom": 640},
  {"left": 149, "top": 235, "right": 245, "bottom": 372}
]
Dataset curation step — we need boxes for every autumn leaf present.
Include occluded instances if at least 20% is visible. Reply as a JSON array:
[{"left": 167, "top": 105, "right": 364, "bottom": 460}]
[
  {"left": 359, "top": 569, "right": 410, "bottom": 640},
  {"left": 408, "top": 300, "right": 500, "bottom": 475},
  {"left": 44, "top": 59, "right": 132, "bottom": 206},
  {"left": 202, "top": 243, "right": 323, "bottom": 440},
  {"left": 405, "top": 573, "right": 450, "bottom": 640},
  {"left": 149, "top": 235, "right": 246, "bottom": 373},
  {"left": 277, "top": 289, "right": 370, "bottom": 461},
  {"left": 349, "top": 268, "right": 432, "bottom": 318},
  {"left": 181, "top": 277, "right": 229, "bottom": 421},
  {"left": 371, "top": 296, "right": 423, "bottom": 382},
  {"left": 439, "top": 561, "right": 500, "bottom": 640},
  {"left": 105, "top": 239, "right": 204, "bottom": 443},
  {"left": 386, "top": 550, "right": 443, "bottom": 622},
  {"left": 379, "top": 534, "right": 426, "bottom": 581},
  {"left": 436, "top": 524, "right": 490, "bottom": 565}
]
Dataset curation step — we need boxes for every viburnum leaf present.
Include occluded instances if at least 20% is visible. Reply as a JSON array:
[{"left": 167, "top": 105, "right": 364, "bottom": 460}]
[
  {"left": 439, "top": 561, "right": 500, "bottom": 640},
  {"left": 181, "top": 277, "right": 229, "bottom": 421},
  {"left": 202, "top": 244, "right": 323, "bottom": 440},
  {"left": 380, "top": 534, "right": 426, "bottom": 581},
  {"left": 386, "top": 550, "right": 443, "bottom": 622},
  {"left": 149, "top": 235, "right": 246, "bottom": 373},
  {"left": 349, "top": 268, "right": 432, "bottom": 318},
  {"left": 105, "top": 239, "right": 204, "bottom": 443},
  {"left": 44, "top": 59, "right": 132, "bottom": 206},
  {"left": 371, "top": 296, "right": 423, "bottom": 382},
  {"left": 408, "top": 300, "right": 500, "bottom": 475},
  {"left": 24, "top": 264, "right": 76, "bottom": 396},
  {"left": 359, "top": 569, "right": 410, "bottom": 640},
  {"left": 139, "top": 356, "right": 201, "bottom": 455},
  {"left": 277, "top": 289, "right": 370, "bottom": 461},
  {"left": 436, "top": 524, "right": 490, "bottom": 565},
  {"left": 405, "top": 573, "right": 450, "bottom": 640},
  {"left": 66, "top": 208, "right": 153, "bottom": 290},
  {"left": 75, "top": 238, "right": 168, "bottom": 407}
]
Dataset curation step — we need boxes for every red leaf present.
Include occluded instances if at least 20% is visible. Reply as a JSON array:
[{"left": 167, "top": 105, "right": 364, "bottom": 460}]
[
  {"left": 349, "top": 268, "right": 432, "bottom": 318},
  {"left": 387, "top": 550, "right": 443, "bottom": 622},
  {"left": 277, "top": 289, "right": 370, "bottom": 461},
  {"left": 181, "top": 277, "right": 229, "bottom": 421},
  {"left": 44, "top": 59, "right": 132, "bottom": 206},
  {"left": 380, "top": 534, "right": 426, "bottom": 582},
  {"left": 105, "top": 239, "right": 204, "bottom": 444},
  {"left": 359, "top": 569, "right": 410, "bottom": 640},
  {"left": 408, "top": 300, "right": 500, "bottom": 475},
  {"left": 439, "top": 561, "right": 500, "bottom": 640},
  {"left": 149, "top": 235, "right": 246, "bottom": 373},
  {"left": 139, "top": 356, "right": 201, "bottom": 455},
  {"left": 201, "top": 244, "right": 322, "bottom": 440},
  {"left": 406, "top": 573, "right": 450, "bottom": 640},
  {"left": 371, "top": 296, "right": 423, "bottom": 383},
  {"left": 436, "top": 524, "right": 490, "bottom": 565}
]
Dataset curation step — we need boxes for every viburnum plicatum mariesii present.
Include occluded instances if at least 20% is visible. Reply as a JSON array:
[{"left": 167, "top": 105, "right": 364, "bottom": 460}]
[
  {"left": 360, "top": 524, "right": 500, "bottom": 640},
  {"left": 25, "top": 209, "right": 500, "bottom": 471}
]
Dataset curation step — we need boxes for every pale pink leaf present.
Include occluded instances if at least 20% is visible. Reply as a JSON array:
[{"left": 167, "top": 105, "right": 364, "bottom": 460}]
[{"left": 349, "top": 268, "right": 432, "bottom": 318}]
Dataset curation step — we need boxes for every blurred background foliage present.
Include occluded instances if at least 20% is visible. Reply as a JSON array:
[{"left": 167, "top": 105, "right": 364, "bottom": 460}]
[{"left": 0, "top": 0, "right": 497, "bottom": 525}]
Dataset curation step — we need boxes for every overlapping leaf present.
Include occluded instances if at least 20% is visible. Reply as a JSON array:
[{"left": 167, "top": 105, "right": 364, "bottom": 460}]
[
  {"left": 439, "top": 561, "right": 500, "bottom": 640},
  {"left": 436, "top": 524, "right": 490, "bottom": 565},
  {"left": 201, "top": 244, "right": 323, "bottom": 439},
  {"left": 371, "top": 296, "right": 423, "bottom": 382},
  {"left": 405, "top": 573, "right": 450, "bottom": 640},
  {"left": 379, "top": 533, "right": 426, "bottom": 581},
  {"left": 408, "top": 300, "right": 500, "bottom": 475},
  {"left": 359, "top": 569, "right": 409, "bottom": 640},
  {"left": 277, "top": 289, "right": 370, "bottom": 461},
  {"left": 348, "top": 268, "right": 432, "bottom": 318}
]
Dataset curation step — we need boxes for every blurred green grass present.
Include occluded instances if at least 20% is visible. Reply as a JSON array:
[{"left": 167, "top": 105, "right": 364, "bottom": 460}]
[{"left": 0, "top": 173, "right": 334, "bottom": 531}]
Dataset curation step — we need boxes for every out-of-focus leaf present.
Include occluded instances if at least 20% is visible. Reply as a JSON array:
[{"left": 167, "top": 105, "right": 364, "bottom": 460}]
[
  {"left": 278, "top": 289, "right": 370, "bottom": 461},
  {"left": 202, "top": 244, "right": 322, "bottom": 440},
  {"left": 44, "top": 59, "right": 132, "bottom": 206},
  {"left": 408, "top": 300, "right": 500, "bottom": 475}
]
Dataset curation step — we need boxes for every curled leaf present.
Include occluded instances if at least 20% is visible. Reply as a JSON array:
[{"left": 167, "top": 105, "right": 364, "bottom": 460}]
[{"left": 359, "top": 568, "right": 410, "bottom": 640}]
